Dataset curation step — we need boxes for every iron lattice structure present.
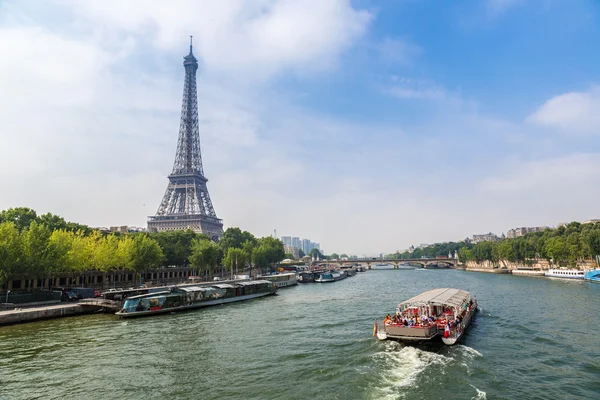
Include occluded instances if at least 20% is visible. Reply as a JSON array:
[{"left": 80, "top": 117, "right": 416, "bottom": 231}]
[{"left": 148, "top": 38, "right": 223, "bottom": 240}]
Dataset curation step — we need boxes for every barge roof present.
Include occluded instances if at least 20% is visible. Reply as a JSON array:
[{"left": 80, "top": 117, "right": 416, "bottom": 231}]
[{"left": 399, "top": 288, "right": 470, "bottom": 308}]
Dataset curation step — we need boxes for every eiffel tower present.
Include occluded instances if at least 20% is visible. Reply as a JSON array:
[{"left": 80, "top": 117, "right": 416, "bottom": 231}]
[{"left": 147, "top": 37, "right": 223, "bottom": 241}]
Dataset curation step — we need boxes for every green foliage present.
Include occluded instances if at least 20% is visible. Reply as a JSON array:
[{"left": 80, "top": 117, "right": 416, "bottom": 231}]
[
  {"left": 330, "top": 253, "right": 339, "bottom": 259},
  {"left": 0, "top": 207, "right": 38, "bottom": 231},
  {"left": 0, "top": 222, "right": 22, "bottom": 286},
  {"left": 189, "top": 238, "right": 220, "bottom": 278},
  {"left": 309, "top": 248, "right": 324, "bottom": 259},
  {"left": 223, "top": 248, "right": 247, "bottom": 275},
  {"left": 0, "top": 209, "right": 166, "bottom": 283},
  {"left": 149, "top": 230, "right": 203, "bottom": 266},
  {"left": 458, "top": 222, "right": 600, "bottom": 266},
  {"left": 396, "top": 242, "right": 469, "bottom": 260},
  {"left": 252, "top": 237, "right": 285, "bottom": 271},
  {"left": 219, "top": 228, "right": 256, "bottom": 254},
  {"left": 129, "top": 234, "right": 165, "bottom": 272}
]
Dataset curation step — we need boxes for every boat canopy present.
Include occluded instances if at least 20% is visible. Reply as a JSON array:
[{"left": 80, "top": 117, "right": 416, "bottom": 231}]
[
  {"left": 212, "top": 283, "right": 235, "bottom": 289},
  {"left": 398, "top": 288, "right": 470, "bottom": 309},
  {"left": 177, "top": 286, "right": 205, "bottom": 292}
]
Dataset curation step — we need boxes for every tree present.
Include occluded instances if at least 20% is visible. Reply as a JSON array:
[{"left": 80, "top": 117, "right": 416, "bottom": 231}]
[
  {"left": 21, "top": 221, "right": 52, "bottom": 279},
  {"left": 0, "top": 222, "right": 23, "bottom": 287},
  {"left": 37, "top": 213, "right": 68, "bottom": 232},
  {"left": 129, "top": 234, "right": 165, "bottom": 276},
  {"left": 330, "top": 253, "right": 339, "bottom": 260},
  {"left": 339, "top": 253, "right": 348, "bottom": 259},
  {"left": 223, "top": 247, "right": 247, "bottom": 277},
  {"left": 298, "top": 249, "right": 305, "bottom": 258},
  {"left": 252, "top": 237, "right": 285, "bottom": 273},
  {"left": 189, "top": 238, "right": 220, "bottom": 280},
  {"left": 0, "top": 207, "right": 38, "bottom": 231},
  {"left": 587, "top": 230, "right": 600, "bottom": 257},
  {"left": 309, "top": 248, "right": 324, "bottom": 259},
  {"left": 150, "top": 230, "right": 199, "bottom": 266}
]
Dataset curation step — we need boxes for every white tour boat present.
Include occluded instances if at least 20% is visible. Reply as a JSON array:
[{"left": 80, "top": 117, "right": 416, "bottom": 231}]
[
  {"left": 544, "top": 269, "right": 585, "bottom": 280},
  {"left": 374, "top": 288, "right": 477, "bottom": 345}
]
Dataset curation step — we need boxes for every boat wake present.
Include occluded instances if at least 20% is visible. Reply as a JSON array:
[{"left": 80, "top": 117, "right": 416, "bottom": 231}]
[
  {"left": 455, "top": 344, "right": 483, "bottom": 359},
  {"left": 370, "top": 342, "right": 451, "bottom": 399},
  {"left": 470, "top": 384, "right": 487, "bottom": 399}
]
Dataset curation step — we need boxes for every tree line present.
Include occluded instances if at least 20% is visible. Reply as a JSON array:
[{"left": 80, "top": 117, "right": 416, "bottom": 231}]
[
  {"left": 0, "top": 207, "right": 285, "bottom": 287},
  {"left": 458, "top": 222, "right": 600, "bottom": 266},
  {"left": 384, "top": 222, "right": 600, "bottom": 267}
]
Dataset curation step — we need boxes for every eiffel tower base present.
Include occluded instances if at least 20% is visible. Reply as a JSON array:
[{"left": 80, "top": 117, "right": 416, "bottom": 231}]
[{"left": 147, "top": 214, "right": 223, "bottom": 241}]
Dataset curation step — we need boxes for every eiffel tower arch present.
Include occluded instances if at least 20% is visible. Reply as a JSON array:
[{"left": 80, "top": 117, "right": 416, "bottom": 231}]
[{"left": 148, "top": 37, "right": 223, "bottom": 241}]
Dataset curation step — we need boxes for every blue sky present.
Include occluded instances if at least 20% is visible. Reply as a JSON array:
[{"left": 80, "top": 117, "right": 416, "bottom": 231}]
[{"left": 0, "top": 0, "right": 599, "bottom": 254}]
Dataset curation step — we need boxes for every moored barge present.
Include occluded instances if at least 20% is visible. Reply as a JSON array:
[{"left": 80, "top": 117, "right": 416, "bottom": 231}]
[
  {"left": 115, "top": 280, "right": 276, "bottom": 318},
  {"left": 256, "top": 272, "right": 298, "bottom": 288}
]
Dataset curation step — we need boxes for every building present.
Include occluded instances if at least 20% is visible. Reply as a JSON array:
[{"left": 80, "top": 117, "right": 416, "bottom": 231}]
[
  {"left": 583, "top": 219, "right": 600, "bottom": 225},
  {"left": 281, "top": 236, "right": 292, "bottom": 248},
  {"left": 280, "top": 234, "right": 320, "bottom": 257},
  {"left": 147, "top": 39, "right": 223, "bottom": 241},
  {"left": 506, "top": 226, "right": 550, "bottom": 238},
  {"left": 471, "top": 233, "right": 499, "bottom": 244},
  {"left": 291, "top": 237, "right": 301, "bottom": 250}
]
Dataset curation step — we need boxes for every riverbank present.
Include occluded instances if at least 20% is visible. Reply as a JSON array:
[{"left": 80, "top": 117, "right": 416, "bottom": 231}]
[{"left": 0, "top": 303, "right": 102, "bottom": 326}]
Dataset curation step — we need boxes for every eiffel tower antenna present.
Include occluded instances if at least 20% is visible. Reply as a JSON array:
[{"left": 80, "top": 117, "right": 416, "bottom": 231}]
[{"left": 147, "top": 38, "right": 224, "bottom": 241}]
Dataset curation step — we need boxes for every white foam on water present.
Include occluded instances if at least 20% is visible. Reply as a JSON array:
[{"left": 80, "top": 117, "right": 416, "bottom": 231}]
[
  {"left": 457, "top": 344, "right": 483, "bottom": 359},
  {"left": 371, "top": 343, "right": 451, "bottom": 399},
  {"left": 470, "top": 384, "right": 487, "bottom": 399}
]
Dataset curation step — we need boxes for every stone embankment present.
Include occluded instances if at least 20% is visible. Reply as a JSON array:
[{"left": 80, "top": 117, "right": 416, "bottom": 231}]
[
  {"left": 0, "top": 303, "right": 102, "bottom": 326},
  {"left": 463, "top": 259, "right": 597, "bottom": 274}
]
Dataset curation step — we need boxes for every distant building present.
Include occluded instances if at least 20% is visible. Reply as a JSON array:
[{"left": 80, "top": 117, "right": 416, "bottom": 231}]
[
  {"left": 506, "top": 226, "right": 549, "bottom": 238},
  {"left": 280, "top": 234, "right": 319, "bottom": 256},
  {"left": 291, "top": 237, "right": 301, "bottom": 250},
  {"left": 583, "top": 219, "right": 600, "bottom": 225},
  {"left": 281, "top": 236, "right": 292, "bottom": 247},
  {"left": 471, "top": 233, "right": 499, "bottom": 244},
  {"left": 107, "top": 226, "right": 146, "bottom": 233}
]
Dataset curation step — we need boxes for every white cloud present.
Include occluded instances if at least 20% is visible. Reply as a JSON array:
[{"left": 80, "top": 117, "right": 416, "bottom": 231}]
[
  {"left": 386, "top": 76, "right": 447, "bottom": 100},
  {"left": 477, "top": 153, "right": 600, "bottom": 229},
  {"left": 487, "top": 0, "right": 524, "bottom": 16},
  {"left": 56, "top": 0, "right": 372, "bottom": 79},
  {"left": 528, "top": 86, "right": 600, "bottom": 135}
]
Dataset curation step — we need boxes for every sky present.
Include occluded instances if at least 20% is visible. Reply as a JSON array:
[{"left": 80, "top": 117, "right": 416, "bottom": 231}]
[{"left": 1, "top": 0, "right": 600, "bottom": 256}]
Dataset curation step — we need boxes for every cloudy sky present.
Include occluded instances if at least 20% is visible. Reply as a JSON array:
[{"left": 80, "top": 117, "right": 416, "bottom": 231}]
[{"left": 1, "top": 0, "right": 599, "bottom": 255}]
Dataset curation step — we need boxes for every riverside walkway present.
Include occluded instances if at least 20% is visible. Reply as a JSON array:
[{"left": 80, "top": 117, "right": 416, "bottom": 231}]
[{"left": 0, "top": 302, "right": 104, "bottom": 326}]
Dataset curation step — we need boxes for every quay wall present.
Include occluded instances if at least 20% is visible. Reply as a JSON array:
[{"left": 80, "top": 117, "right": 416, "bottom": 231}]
[
  {"left": 0, "top": 304, "right": 101, "bottom": 326},
  {"left": 465, "top": 259, "right": 597, "bottom": 273},
  {"left": 511, "top": 270, "right": 545, "bottom": 276}
]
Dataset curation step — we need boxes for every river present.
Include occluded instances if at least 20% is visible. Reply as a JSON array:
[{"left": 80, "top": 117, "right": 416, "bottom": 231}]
[{"left": 1, "top": 269, "right": 599, "bottom": 400}]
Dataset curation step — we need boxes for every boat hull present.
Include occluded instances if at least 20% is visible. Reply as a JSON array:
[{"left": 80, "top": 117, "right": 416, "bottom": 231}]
[
  {"left": 584, "top": 270, "right": 600, "bottom": 283},
  {"left": 257, "top": 273, "right": 298, "bottom": 288},
  {"left": 442, "top": 300, "right": 477, "bottom": 345},
  {"left": 115, "top": 291, "right": 275, "bottom": 318}
]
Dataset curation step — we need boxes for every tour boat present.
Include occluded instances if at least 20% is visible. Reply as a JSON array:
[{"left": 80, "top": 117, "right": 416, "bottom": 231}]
[
  {"left": 544, "top": 269, "right": 585, "bottom": 280},
  {"left": 298, "top": 271, "right": 319, "bottom": 283},
  {"left": 115, "top": 280, "right": 276, "bottom": 318},
  {"left": 315, "top": 270, "right": 346, "bottom": 283},
  {"left": 584, "top": 270, "right": 600, "bottom": 283},
  {"left": 256, "top": 272, "right": 298, "bottom": 288},
  {"left": 374, "top": 288, "right": 477, "bottom": 345}
]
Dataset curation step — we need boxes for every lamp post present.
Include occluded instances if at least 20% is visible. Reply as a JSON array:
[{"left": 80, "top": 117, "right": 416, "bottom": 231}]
[{"left": 5, "top": 290, "right": 10, "bottom": 305}]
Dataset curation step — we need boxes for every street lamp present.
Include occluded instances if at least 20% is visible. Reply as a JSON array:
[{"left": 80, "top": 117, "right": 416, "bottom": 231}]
[{"left": 5, "top": 290, "right": 10, "bottom": 305}]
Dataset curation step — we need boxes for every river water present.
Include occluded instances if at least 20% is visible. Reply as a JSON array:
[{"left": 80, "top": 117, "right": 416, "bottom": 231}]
[{"left": 1, "top": 269, "right": 599, "bottom": 400}]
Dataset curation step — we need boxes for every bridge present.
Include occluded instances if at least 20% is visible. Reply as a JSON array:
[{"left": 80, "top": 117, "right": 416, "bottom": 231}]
[{"left": 314, "top": 257, "right": 459, "bottom": 269}]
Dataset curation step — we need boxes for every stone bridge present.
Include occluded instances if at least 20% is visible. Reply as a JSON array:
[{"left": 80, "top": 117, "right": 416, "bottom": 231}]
[{"left": 315, "top": 257, "right": 459, "bottom": 269}]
